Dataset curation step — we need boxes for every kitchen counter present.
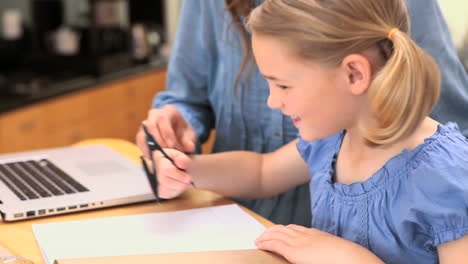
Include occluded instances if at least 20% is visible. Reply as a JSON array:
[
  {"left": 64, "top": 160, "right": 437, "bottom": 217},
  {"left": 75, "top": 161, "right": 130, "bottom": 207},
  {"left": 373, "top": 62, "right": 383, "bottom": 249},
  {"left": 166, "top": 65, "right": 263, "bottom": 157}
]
[{"left": 0, "top": 57, "right": 167, "bottom": 114}]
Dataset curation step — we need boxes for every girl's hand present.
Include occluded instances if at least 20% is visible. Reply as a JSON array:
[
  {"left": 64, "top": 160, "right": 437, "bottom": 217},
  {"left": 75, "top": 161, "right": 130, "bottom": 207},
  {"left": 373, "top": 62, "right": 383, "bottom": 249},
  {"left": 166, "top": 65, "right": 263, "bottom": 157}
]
[
  {"left": 255, "top": 224, "right": 383, "bottom": 264},
  {"left": 154, "top": 148, "right": 193, "bottom": 199}
]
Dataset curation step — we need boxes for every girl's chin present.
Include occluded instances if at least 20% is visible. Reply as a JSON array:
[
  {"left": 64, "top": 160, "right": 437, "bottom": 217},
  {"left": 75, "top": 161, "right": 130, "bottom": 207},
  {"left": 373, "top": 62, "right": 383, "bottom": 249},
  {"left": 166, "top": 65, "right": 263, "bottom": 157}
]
[
  {"left": 299, "top": 127, "right": 327, "bottom": 142},
  {"left": 298, "top": 129, "right": 314, "bottom": 141}
]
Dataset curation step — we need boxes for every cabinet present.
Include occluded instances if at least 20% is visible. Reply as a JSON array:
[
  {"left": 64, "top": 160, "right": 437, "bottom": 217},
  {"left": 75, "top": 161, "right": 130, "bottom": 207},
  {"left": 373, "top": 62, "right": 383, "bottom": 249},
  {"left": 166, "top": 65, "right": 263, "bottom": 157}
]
[
  {"left": 0, "top": 69, "right": 166, "bottom": 153},
  {"left": 0, "top": 106, "right": 48, "bottom": 151}
]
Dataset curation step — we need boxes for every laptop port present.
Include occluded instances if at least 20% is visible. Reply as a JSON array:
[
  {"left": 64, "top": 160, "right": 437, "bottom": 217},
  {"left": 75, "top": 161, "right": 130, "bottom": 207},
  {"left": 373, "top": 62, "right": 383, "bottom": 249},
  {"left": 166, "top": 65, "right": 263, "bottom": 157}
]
[
  {"left": 38, "top": 209, "right": 46, "bottom": 215},
  {"left": 14, "top": 212, "right": 24, "bottom": 218},
  {"left": 26, "top": 211, "right": 35, "bottom": 217},
  {"left": 68, "top": 205, "right": 77, "bottom": 210},
  {"left": 57, "top": 207, "right": 66, "bottom": 212},
  {"left": 79, "top": 204, "right": 88, "bottom": 208},
  {"left": 48, "top": 209, "right": 54, "bottom": 213}
]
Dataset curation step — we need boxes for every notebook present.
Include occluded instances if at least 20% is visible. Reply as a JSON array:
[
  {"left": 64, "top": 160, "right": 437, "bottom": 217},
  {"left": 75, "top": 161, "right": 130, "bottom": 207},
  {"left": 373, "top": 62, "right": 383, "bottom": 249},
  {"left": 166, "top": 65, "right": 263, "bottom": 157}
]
[
  {"left": 0, "top": 145, "right": 154, "bottom": 221},
  {"left": 32, "top": 205, "right": 274, "bottom": 264}
]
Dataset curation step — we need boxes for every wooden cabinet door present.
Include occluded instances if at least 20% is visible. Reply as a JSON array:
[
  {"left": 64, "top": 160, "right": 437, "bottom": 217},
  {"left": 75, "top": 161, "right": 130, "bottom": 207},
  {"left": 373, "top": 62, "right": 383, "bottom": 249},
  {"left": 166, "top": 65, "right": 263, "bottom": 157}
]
[
  {"left": 42, "top": 91, "right": 90, "bottom": 131},
  {"left": 126, "top": 70, "right": 167, "bottom": 141},
  {"left": 87, "top": 109, "right": 129, "bottom": 139},
  {"left": 0, "top": 106, "right": 48, "bottom": 153},
  {"left": 86, "top": 82, "right": 129, "bottom": 117},
  {"left": 47, "top": 122, "right": 92, "bottom": 147},
  {"left": 135, "top": 70, "right": 167, "bottom": 116}
]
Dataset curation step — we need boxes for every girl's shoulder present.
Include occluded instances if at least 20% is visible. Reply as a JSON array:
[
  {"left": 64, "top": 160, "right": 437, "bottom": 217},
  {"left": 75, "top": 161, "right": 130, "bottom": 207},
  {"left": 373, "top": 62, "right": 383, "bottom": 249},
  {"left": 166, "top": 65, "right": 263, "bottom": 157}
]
[
  {"left": 398, "top": 122, "right": 468, "bottom": 248},
  {"left": 407, "top": 122, "right": 468, "bottom": 181}
]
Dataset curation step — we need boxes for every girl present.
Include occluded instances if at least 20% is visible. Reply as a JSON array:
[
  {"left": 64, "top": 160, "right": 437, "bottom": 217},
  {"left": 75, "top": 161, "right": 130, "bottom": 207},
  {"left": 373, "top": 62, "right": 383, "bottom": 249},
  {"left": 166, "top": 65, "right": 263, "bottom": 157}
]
[{"left": 150, "top": 0, "right": 468, "bottom": 263}]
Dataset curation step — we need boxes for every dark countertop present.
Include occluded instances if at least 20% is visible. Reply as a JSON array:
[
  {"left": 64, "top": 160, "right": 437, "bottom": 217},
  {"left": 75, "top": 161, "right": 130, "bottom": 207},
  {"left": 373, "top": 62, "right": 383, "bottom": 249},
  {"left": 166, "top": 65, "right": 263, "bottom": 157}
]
[{"left": 0, "top": 57, "right": 167, "bottom": 114}]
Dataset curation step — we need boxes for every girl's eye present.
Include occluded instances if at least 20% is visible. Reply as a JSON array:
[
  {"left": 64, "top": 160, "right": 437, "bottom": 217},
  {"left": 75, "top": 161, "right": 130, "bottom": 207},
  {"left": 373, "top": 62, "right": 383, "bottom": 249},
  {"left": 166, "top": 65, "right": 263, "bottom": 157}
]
[{"left": 276, "top": 84, "right": 290, "bottom": 90}]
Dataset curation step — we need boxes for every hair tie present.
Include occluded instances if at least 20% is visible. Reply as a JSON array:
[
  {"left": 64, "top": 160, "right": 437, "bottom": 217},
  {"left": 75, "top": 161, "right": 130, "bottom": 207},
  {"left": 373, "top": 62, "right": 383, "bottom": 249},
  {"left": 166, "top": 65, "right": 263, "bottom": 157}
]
[{"left": 387, "top": 28, "right": 399, "bottom": 40}]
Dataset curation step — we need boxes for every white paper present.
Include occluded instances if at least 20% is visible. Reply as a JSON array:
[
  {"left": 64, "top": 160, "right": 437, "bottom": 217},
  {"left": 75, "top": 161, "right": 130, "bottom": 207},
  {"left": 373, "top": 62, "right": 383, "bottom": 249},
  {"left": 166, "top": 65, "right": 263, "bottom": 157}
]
[{"left": 33, "top": 204, "right": 266, "bottom": 264}]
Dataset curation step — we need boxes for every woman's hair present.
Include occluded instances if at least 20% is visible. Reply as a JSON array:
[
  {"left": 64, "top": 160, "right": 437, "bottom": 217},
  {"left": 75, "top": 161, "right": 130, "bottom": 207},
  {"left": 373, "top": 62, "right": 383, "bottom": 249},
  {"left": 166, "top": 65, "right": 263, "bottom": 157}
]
[
  {"left": 225, "top": 0, "right": 255, "bottom": 90},
  {"left": 247, "top": 0, "right": 441, "bottom": 145}
]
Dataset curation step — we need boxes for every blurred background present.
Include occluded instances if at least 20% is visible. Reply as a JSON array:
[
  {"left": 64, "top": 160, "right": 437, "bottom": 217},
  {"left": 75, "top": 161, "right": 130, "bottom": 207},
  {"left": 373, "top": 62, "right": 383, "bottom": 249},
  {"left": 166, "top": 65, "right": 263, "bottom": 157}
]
[
  {"left": 439, "top": 0, "right": 468, "bottom": 69},
  {"left": 0, "top": 0, "right": 465, "bottom": 155},
  {"left": 0, "top": 0, "right": 182, "bottom": 154},
  {"left": 0, "top": 0, "right": 175, "bottom": 78}
]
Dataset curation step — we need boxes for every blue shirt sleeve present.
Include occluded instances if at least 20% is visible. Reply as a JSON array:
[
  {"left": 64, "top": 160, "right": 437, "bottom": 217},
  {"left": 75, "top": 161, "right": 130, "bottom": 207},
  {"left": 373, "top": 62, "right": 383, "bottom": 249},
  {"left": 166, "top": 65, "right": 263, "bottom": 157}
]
[
  {"left": 296, "top": 132, "right": 343, "bottom": 175},
  {"left": 407, "top": 0, "right": 468, "bottom": 137},
  {"left": 402, "top": 129, "right": 468, "bottom": 249},
  {"left": 153, "top": 1, "right": 216, "bottom": 147}
]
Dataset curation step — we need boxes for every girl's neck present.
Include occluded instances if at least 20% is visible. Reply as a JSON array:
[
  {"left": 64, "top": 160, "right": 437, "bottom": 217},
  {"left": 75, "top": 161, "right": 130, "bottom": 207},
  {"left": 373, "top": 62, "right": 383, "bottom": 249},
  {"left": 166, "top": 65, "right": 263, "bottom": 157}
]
[{"left": 334, "top": 117, "right": 439, "bottom": 184}]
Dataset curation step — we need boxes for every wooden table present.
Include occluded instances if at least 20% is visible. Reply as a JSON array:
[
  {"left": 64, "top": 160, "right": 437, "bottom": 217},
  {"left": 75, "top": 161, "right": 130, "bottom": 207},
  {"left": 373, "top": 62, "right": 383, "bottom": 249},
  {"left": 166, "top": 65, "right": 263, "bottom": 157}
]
[{"left": 0, "top": 139, "right": 286, "bottom": 264}]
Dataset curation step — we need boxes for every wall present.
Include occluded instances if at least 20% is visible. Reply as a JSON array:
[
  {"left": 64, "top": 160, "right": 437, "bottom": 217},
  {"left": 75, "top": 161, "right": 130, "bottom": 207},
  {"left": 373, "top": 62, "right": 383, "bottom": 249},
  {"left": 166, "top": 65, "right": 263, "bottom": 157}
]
[
  {"left": 164, "top": 0, "right": 183, "bottom": 46},
  {"left": 438, "top": 0, "right": 468, "bottom": 49}
]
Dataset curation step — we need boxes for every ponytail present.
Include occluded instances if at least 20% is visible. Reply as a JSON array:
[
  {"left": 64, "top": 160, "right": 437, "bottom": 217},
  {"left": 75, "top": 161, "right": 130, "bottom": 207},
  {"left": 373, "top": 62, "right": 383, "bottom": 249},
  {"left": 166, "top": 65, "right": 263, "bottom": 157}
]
[{"left": 365, "top": 29, "right": 440, "bottom": 145}]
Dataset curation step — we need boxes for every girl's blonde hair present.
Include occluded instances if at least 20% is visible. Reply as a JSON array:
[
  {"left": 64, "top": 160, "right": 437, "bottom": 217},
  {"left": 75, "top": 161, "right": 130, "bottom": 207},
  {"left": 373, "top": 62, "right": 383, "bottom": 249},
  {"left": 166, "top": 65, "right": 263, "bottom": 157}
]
[{"left": 247, "top": 0, "right": 441, "bottom": 145}]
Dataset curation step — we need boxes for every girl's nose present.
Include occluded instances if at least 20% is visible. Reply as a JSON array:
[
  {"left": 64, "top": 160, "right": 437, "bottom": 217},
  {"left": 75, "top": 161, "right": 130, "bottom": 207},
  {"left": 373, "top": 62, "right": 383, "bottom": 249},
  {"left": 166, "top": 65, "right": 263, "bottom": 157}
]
[{"left": 267, "top": 90, "right": 283, "bottom": 109}]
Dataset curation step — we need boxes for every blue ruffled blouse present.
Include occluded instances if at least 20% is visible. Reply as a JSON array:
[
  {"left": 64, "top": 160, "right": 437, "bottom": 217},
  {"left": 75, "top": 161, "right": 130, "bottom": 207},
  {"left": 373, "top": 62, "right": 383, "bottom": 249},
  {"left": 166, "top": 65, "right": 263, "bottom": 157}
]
[{"left": 297, "top": 122, "right": 468, "bottom": 264}]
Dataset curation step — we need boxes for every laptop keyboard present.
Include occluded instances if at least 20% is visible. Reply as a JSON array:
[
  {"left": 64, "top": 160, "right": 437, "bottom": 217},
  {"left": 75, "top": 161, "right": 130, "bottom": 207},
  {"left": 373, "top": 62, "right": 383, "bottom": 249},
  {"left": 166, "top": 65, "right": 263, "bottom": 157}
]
[{"left": 0, "top": 159, "right": 89, "bottom": 201}]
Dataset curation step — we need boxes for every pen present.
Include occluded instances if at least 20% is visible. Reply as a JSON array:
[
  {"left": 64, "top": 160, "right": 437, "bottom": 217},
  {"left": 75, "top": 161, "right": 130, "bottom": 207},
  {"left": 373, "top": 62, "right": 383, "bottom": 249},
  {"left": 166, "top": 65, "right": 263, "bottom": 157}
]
[
  {"left": 141, "top": 124, "right": 194, "bottom": 203},
  {"left": 141, "top": 124, "right": 187, "bottom": 172},
  {"left": 140, "top": 156, "right": 160, "bottom": 203}
]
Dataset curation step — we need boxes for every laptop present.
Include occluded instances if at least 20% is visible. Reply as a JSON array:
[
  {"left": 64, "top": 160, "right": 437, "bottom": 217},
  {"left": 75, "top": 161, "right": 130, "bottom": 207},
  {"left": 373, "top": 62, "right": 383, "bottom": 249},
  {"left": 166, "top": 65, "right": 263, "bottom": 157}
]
[{"left": 0, "top": 145, "right": 154, "bottom": 221}]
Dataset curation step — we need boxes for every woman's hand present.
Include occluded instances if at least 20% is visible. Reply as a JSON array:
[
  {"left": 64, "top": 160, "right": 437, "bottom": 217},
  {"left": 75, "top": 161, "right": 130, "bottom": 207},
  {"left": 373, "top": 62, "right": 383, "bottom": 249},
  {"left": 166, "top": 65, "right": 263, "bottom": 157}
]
[
  {"left": 136, "top": 105, "right": 197, "bottom": 159},
  {"left": 256, "top": 224, "right": 383, "bottom": 264}
]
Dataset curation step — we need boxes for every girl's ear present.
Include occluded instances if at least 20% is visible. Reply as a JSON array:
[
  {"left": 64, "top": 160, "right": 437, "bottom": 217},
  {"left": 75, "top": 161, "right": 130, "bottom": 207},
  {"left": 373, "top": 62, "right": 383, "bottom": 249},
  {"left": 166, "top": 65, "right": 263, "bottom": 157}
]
[{"left": 341, "top": 54, "right": 372, "bottom": 95}]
